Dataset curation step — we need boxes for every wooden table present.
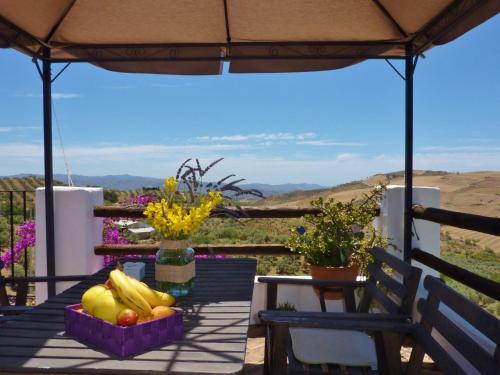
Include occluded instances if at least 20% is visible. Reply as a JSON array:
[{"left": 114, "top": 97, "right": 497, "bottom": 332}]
[{"left": 0, "top": 258, "right": 257, "bottom": 374}]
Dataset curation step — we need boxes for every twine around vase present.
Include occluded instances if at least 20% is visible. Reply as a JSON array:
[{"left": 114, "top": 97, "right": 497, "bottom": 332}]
[{"left": 156, "top": 239, "right": 195, "bottom": 283}]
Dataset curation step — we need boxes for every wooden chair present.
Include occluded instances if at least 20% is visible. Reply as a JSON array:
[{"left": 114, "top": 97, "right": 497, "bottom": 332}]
[
  {"left": 261, "top": 275, "right": 499, "bottom": 374},
  {"left": 405, "top": 275, "right": 499, "bottom": 375},
  {"left": 258, "top": 247, "right": 422, "bottom": 374}
]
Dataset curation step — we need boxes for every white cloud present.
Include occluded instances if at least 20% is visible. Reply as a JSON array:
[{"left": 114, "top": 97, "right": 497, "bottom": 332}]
[
  {"left": 419, "top": 145, "right": 500, "bottom": 152},
  {"left": 196, "top": 132, "right": 316, "bottom": 142},
  {"left": 297, "top": 140, "right": 364, "bottom": 147},
  {"left": 0, "top": 126, "right": 39, "bottom": 133},
  {"left": 149, "top": 82, "right": 192, "bottom": 88},
  {"left": 51, "top": 93, "right": 81, "bottom": 100},
  {"left": 14, "top": 92, "right": 81, "bottom": 99},
  {"left": 103, "top": 85, "right": 135, "bottom": 90},
  {"left": 1, "top": 142, "right": 498, "bottom": 185},
  {"left": 0, "top": 142, "right": 251, "bottom": 159},
  {"left": 335, "top": 153, "right": 359, "bottom": 162},
  {"left": 414, "top": 151, "right": 500, "bottom": 171}
]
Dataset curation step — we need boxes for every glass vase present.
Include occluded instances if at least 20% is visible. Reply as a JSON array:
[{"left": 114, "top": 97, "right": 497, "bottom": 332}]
[{"left": 155, "top": 239, "right": 195, "bottom": 297}]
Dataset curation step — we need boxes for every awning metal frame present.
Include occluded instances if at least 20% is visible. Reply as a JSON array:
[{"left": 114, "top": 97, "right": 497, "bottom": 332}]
[{"left": 34, "top": 44, "right": 417, "bottom": 296}]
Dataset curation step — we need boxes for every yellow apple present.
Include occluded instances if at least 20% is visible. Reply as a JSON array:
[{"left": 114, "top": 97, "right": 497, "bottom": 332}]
[
  {"left": 81, "top": 284, "right": 108, "bottom": 315},
  {"left": 92, "top": 289, "right": 127, "bottom": 324}
]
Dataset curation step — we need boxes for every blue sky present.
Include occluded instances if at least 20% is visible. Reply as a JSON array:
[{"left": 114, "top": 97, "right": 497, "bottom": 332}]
[{"left": 0, "top": 16, "right": 499, "bottom": 186}]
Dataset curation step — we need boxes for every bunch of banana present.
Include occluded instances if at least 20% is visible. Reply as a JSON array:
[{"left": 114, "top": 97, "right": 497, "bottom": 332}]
[
  {"left": 125, "top": 274, "right": 175, "bottom": 308},
  {"left": 108, "top": 269, "right": 175, "bottom": 316}
]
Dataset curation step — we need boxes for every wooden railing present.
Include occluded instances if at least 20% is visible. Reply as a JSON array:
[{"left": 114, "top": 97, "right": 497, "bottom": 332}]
[
  {"left": 411, "top": 205, "right": 500, "bottom": 301},
  {"left": 95, "top": 243, "right": 291, "bottom": 256},
  {"left": 93, "top": 206, "right": 321, "bottom": 256},
  {"left": 93, "top": 203, "right": 499, "bottom": 303},
  {"left": 93, "top": 206, "right": 322, "bottom": 219},
  {"left": 411, "top": 248, "right": 499, "bottom": 300},
  {"left": 412, "top": 204, "right": 500, "bottom": 236}
]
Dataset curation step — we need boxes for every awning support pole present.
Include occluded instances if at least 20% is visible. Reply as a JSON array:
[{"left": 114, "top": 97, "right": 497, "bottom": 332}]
[
  {"left": 42, "top": 47, "right": 56, "bottom": 297},
  {"left": 403, "top": 44, "right": 414, "bottom": 263}
]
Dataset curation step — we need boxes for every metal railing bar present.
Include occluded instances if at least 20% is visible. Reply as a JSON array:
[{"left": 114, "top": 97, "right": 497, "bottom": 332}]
[
  {"left": 23, "top": 191, "right": 27, "bottom": 277},
  {"left": 9, "top": 191, "right": 14, "bottom": 277}
]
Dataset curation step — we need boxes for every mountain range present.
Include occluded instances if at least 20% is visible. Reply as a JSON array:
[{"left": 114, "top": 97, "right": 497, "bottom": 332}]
[{"left": 6, "top": 173, "right": 325, "bottom": 197}]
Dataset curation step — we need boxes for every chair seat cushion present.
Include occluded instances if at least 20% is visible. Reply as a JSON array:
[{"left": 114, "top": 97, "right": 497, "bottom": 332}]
[{"left": 290, "top": 328, "right": 378, "bottom": 369}]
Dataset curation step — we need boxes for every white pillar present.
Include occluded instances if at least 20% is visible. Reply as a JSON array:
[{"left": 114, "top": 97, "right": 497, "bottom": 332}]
[
  {"left": 374, "top": 185, "right": 440, "bottom": 298},
  {"left": 35, "top": 187, "right": 103, "bottom": 304},
  {"left": 376, "top": 186, "right": 495, "bottom": 370}
]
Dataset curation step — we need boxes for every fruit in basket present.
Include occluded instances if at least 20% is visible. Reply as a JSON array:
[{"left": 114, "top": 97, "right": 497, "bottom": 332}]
[
  {"left": 151, "top": 306, "right": 176, "bottom": 320},
  {"left": 117, "top": 308, "right": 139, "bottom": 326},
  {"left": 137, "top": 315, "right": 153, "bottom": 323},
  {"left": 81, "top": 284, "right": 108, "bottom": 314},
  {"left": 125, "top": 275, "right": 175, "bottom": 307},
  {"left": 80, "top": 268, "right": 177, "bottom": 325},
  {"left": 109, "top": 269, "right": 152, "bottom": 316},
  {"left": 92, "top": 289, "right": 127, "bottom": 324}
]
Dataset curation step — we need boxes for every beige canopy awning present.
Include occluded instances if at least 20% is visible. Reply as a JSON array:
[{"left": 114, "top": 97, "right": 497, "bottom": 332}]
[{"left": 0, "top": 0, "right": 498, "bottom": 74}]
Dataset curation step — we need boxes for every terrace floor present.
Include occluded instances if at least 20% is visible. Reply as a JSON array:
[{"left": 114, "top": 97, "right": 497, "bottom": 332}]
[{"left": 243, "top": 337, "right": 441, "bottom": 374}]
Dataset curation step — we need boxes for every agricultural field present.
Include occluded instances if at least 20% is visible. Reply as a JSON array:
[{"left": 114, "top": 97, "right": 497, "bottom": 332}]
[{"left": 0, "top": 171, "right": 498, "bottom": 315}]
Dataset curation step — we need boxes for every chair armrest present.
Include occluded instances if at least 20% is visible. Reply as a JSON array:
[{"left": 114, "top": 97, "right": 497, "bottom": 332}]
[
  {"left": 257, "top": 276, "right": 366, "bottom": 288},
  {"left": 259, "top": 310, "right": 414, "bottom": 333}
]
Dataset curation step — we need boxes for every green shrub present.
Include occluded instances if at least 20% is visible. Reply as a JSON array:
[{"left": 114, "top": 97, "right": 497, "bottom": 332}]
[
  {"left": 256, "top": 261, "right": 272, "bottom": 275},
  {"left": 276, "top": 256, "right": 301, "bottom": 275},
  {"left": 287, "top": 185, "right": 387, "bottom": 272},
  {"left": 277, "top": 301, "right": 296, "bottom": 311}
]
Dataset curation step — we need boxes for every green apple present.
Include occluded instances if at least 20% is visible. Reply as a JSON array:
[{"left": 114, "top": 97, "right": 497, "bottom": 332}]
[{"left": 81, "top": 284, "right": 108, "bottom": 315}]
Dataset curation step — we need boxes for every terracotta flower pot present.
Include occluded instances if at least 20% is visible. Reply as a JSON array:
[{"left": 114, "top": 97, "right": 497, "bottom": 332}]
[{"left": 309, "top": 264, "right": 359, "bottom": 300}]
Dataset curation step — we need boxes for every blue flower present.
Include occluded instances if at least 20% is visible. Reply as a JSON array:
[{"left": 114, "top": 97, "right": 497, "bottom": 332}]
[{"left": 296, "top": 226, "right": 306, "bottom": 235}]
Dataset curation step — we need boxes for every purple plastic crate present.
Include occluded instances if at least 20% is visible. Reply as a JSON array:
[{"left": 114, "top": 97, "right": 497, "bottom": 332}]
[{"left": 64, "top": 304, "right": 183, "bottom": 358}]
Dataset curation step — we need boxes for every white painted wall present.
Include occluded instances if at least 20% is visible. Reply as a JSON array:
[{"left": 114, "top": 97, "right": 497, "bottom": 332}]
[
  {"left": 374, "top": 185, "right": 440, "bottom": 299},
  {"left": 374, "top": 185, "right": 493, "bottom": 371},
  {"left": 35, "top": 187, "right": 103, "bottom": 304}
]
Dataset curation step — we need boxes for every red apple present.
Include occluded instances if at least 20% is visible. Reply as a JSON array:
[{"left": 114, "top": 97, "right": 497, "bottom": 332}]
[{"left": 117, "top": 309, "right": 139, "bottom": 326}]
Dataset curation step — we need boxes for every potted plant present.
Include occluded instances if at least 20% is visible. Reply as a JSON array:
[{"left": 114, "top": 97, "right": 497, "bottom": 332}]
[{"left": 287, "top": 185, "right": 387, "bottom": 299}]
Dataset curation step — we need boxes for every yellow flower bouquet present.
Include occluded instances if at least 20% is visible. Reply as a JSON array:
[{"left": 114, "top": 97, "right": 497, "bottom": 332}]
[
  {"left": 143, "top": 158, "right": 263, "bottom": 297},
  {"left": 144, "top": 176, "right": 222, "bottom": 240},
  {"left": 144, "top": 176, "right": 222, "bottom": 297}
]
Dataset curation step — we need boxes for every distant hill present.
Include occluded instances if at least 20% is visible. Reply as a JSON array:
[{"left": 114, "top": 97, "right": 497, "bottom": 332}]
[
  {"left": 4, "top": 173, "right": 325, "bottom": 196},
  {"left": 0, "top": 176, "right": 64, "bottom": 209},
  {"left": 2, "top": 170, "right": 498, "bottom": 250},
  {"left": 257, "top": 170, "right": 500, "bottom": 252},
  {"left": 0, "top": 175, "right": 64, "bottom": 193}
]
